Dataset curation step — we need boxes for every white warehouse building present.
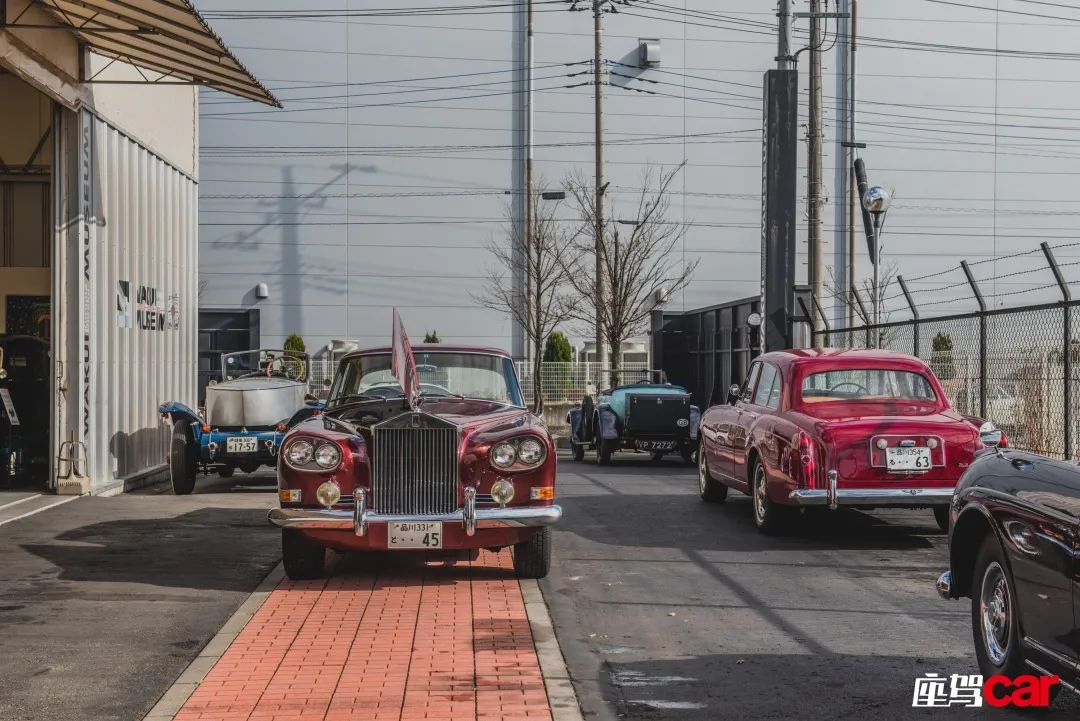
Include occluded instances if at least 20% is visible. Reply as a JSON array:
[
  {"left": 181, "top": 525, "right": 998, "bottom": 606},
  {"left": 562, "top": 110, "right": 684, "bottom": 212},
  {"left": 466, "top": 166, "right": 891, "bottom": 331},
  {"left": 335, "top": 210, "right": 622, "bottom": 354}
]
[{"left": 0, "top": 0, "right": 274, "bottom": 494}]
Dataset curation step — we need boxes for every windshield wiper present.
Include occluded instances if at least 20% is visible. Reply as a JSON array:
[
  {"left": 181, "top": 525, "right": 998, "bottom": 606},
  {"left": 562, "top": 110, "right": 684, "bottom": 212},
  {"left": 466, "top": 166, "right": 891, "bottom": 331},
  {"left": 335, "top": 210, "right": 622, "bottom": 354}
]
[
  {"left": 329, "top": 393, "right": 387, "bottom": 406},
  {"left": 419, "top": 390, "right": 466, "bottom": 399}
]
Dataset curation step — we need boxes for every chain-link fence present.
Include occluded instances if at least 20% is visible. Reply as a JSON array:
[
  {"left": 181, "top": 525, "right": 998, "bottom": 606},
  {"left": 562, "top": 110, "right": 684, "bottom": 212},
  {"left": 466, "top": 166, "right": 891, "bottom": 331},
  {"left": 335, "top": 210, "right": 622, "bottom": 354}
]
[
  {"left": 816, "top": 302, "right": 1080, "bottom": 459},
  {"left": 307, "top": 358, "right": 336, "bottom": 400},
  {"left": 304, "top": 359, "right": 654, "bottom": 410},
  {"left": 516, "top": 362, "right": 653, "bottom": 404}
]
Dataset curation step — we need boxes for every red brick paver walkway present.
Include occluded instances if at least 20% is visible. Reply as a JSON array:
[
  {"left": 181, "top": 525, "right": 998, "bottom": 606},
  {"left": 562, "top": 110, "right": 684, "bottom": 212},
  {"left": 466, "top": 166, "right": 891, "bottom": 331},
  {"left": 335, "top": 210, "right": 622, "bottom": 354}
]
[{"left": 175, "top": 550, "right": 552, "bottom": 721}]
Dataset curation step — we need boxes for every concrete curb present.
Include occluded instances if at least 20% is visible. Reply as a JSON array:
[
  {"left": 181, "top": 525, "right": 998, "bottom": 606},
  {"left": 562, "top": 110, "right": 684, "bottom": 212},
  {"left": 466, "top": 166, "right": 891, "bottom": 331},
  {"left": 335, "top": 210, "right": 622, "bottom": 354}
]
[
  {"left": 141, "top": 563, "right": 284, "bottom": 721},
  {"left": 521, "top": 578, "right": 585, "bottom": 721}
]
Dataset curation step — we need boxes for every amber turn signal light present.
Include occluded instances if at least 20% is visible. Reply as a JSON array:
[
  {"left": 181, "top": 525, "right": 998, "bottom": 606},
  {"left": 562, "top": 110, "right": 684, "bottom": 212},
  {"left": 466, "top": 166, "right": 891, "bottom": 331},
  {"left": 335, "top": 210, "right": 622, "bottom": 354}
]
[
  {"left": 276, "top": 423, "right": 288, "bottom": 432},
  {"left": 279, "top": 489, "right": 302, "bottom": 503},
  {"left": 201, "top": 424, "right": 211, "bottom": 433},
  {"left": 530, "top": 486, "right": 554, "bottom": 501}
]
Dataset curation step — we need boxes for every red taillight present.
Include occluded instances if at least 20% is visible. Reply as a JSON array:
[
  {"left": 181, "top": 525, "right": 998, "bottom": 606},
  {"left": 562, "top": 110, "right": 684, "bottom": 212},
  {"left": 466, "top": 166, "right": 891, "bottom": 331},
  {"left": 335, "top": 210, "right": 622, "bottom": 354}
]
[{"left": 795, "top": 432, "right": 818, "bottom": 488}]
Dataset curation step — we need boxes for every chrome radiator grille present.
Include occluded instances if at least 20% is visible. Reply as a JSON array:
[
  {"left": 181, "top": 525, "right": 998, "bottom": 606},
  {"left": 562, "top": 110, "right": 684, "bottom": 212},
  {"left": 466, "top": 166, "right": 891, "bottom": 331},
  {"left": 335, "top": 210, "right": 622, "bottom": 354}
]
[{"left": 372, "top": 425, "right": 459, "bottom": 514}]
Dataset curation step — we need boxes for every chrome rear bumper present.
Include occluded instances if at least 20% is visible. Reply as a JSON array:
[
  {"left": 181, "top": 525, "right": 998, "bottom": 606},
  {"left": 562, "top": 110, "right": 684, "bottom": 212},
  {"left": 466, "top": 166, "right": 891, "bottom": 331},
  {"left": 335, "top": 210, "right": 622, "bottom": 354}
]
[
  {"left": 788, "top": 488, "right": 953, "bottom": 507},
  {"left": 788, "top": 469, "right": 953, "bottom": 508},
  {"left": 268, "top": 487, "right": 561, "bottom": 536}
]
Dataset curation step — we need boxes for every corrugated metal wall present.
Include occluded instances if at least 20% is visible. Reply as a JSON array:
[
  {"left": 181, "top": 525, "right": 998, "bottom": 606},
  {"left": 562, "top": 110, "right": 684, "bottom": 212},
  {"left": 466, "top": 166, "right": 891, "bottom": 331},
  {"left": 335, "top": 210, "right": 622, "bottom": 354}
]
[{"left": 81, "top": 111, "right": 197, "bottom": 493}]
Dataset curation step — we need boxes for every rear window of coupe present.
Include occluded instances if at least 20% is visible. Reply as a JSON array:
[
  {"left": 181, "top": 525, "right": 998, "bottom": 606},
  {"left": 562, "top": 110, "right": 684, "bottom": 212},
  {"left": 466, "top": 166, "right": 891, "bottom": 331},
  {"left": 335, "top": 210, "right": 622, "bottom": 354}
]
[{"left": 800, "top": 368, "right": 937, "bottom": 404}]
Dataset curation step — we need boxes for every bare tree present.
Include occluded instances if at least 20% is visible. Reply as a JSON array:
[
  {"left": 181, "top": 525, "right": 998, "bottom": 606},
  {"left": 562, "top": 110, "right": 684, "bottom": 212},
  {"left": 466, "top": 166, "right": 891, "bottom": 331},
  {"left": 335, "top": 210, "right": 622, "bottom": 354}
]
[
  {"left": 824, "top": 260, "right": 900, "bottom": 348},
  {"left": 473, "top": 184, "right": 574, "bottom": 413},
  {"left": 561, "top": 162, "right": 698, "bottom": 382}
]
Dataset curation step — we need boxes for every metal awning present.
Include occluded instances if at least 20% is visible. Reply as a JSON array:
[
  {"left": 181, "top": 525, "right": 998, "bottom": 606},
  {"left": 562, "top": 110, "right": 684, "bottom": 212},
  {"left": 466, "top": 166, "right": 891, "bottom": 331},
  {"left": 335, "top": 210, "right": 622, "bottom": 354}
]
[{"left": 31, "top": 0, "right": 279, "bottom": 106}]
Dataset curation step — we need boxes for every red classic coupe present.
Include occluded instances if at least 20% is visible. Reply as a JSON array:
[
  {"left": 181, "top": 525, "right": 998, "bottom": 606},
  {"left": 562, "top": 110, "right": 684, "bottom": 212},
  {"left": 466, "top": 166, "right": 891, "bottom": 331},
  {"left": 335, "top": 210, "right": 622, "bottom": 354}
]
[
  {"left": 698, "top": 349, "right": 1004, "bottom": 534},
  {"left": 268, "top": 332, "right": 561, "bottom": 580}
]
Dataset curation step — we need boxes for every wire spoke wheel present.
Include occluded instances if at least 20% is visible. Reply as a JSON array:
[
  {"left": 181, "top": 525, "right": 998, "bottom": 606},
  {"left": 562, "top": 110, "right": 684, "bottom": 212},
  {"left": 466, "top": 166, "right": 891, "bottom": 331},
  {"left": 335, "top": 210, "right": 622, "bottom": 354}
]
[
  {"left": 698, "top": 451, "right": 708, "bottom": 495},
  {"left": 754, "top": 464, "right": 768, "bottom": 525},
  {"left": 980, "top": 561, "right": 1012, "bottom": 666}
]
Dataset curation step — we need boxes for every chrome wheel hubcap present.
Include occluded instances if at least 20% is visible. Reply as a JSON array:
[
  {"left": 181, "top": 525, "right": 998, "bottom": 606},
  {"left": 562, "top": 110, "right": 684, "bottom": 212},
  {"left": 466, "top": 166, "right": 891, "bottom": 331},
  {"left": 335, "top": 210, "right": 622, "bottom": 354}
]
[
  {"left": 754, "top": 467, "right": 767, "bottom": 523},
  {"left": 980, "top": 561, "right": 1011, "bottom": 666},
  {"left": 699, "top": 449, "right": 708, "bottom": 493}
]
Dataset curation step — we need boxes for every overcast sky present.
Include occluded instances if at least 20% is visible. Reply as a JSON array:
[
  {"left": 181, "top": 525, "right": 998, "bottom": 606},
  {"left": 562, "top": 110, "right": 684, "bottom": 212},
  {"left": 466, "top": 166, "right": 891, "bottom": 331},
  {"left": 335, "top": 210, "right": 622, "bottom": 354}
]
[{"left": 195, "top": 0, "right": 1080, "bottom": 353}]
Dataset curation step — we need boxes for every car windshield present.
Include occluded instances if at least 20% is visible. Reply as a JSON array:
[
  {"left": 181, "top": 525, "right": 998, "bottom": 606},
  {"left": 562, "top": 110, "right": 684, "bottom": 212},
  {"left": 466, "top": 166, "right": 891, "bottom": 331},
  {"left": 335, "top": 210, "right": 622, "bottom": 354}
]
[
  {"left": 800, "top": 368, "right": 937, "bottom": 404},
  {"left": 329, "top": 352, "right": 524, "bottom": 406}
]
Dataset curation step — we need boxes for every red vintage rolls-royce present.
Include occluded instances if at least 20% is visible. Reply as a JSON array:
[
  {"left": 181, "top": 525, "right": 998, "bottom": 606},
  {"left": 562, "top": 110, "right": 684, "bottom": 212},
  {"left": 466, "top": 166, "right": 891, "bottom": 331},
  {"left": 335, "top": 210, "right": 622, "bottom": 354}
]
[
  {"left": 698, "top": 349, "right": 1004, "bottom": 534},
  {"left": 268, "top": 321, "right": 560, "bottom": 580}
]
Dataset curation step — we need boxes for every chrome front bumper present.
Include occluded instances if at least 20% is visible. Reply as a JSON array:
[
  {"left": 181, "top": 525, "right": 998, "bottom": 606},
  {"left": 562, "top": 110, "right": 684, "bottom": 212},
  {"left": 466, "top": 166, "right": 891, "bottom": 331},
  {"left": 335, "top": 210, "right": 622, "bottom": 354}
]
[
  {"left": 789, "top": 471, "right": 953, "bottom": 509},
  {"left": 268, "top": 487, "right": 562, "bottom": 537}
]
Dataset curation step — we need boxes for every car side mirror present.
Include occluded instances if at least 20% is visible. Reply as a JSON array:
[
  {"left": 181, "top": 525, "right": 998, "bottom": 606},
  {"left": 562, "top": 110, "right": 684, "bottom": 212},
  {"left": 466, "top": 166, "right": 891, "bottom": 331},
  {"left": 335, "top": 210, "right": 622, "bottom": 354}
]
[
  {"left": 728, "top": 384, "right": 741, "bottom": 405},
  {"left": 304, "top": 393, "right": 318, "bottom": 405}
]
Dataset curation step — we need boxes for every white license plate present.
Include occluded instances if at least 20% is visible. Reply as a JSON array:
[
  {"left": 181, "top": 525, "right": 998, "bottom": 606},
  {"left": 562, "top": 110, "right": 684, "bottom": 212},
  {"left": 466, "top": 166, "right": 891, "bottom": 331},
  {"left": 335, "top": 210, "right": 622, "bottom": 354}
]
[
  {"left": 637, "top": 440, "right": 677, "bottom": 451},
  {"left": 886, "top": 446, "right": 932, "bottom": 471},
  {"left": 226, "top": 437, "right": 258, "bottom": 453},
  {"left": 388, "top": 521, "right": 443, "bottom": 549}
]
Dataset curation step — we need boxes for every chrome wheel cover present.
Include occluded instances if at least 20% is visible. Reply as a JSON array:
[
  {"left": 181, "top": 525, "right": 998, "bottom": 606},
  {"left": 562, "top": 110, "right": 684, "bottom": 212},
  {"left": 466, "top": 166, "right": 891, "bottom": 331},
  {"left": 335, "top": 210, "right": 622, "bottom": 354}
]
[
  {"left": 753, "top": 465, "right": 767, "bottom": 524},
  {"left": 980, "top": 561, "right": 1011, "bottom": 666},
  {"left": 698, "top": 447, "right": 708, "bottom": 493}
]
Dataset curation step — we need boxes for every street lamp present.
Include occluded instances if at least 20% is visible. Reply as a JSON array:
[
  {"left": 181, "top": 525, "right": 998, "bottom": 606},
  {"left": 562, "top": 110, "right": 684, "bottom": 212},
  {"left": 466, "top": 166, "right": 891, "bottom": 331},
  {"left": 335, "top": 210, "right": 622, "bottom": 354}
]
[{"left": 861, "top": 185, "right": 892, "bottom": 332}]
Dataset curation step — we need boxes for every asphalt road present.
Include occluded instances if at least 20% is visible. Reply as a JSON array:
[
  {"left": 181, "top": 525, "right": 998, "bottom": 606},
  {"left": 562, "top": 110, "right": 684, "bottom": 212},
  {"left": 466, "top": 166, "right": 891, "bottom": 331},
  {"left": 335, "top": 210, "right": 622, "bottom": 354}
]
[
  {"left": 543, "top": 452, "right": 1080, "bottom": 721},
  {"left": 0, "top": 471, "right": 280, "bottom": 721}
]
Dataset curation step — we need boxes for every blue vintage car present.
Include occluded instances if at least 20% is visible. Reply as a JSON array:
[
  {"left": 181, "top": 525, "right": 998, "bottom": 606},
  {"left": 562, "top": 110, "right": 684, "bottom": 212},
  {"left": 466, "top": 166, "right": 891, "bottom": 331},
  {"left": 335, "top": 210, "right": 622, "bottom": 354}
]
[
  {"left": 567, "top": 380, "right": 700, "bottom": 465},
  {"left": 159, "top": 350, "right": 321, "bottom": 494}
]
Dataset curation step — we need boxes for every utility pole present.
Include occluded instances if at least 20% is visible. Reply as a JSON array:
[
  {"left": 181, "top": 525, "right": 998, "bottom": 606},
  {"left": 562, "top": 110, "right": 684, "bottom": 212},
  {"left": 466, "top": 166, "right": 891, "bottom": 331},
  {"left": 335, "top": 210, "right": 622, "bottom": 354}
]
[
  {"left": 848, "top": 0, "right": 858, "bottom": 330},
  {"left": 524, "top": 0, "right": 535, "bottom": 364},
  {"left": 807, "top": 0, "right": 824, "bottom": 345},
  {"left": 777, "top": 0, "right": 793, "bottom": 69},
  {"left": 592, "top": 0, "right": 607, "bottom": 377}
]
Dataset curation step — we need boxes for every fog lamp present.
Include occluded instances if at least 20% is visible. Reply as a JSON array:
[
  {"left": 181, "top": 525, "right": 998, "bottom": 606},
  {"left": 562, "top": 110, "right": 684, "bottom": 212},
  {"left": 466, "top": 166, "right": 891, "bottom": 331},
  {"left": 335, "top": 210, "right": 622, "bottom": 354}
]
[
  {"left": 490, "top": 480, "right": 515, "bottom": 506},
  {"left": 926, "top": 438, "right": 939, "bottom": 449},
  {"left": 492, "top": 442, "right": 516, "bottom": 468},
  {"left": 316, "top": 480, "right": 341, "bottom": 507},
  {"left": 875, "top": 438, "right": 888, "bottom": 450}
]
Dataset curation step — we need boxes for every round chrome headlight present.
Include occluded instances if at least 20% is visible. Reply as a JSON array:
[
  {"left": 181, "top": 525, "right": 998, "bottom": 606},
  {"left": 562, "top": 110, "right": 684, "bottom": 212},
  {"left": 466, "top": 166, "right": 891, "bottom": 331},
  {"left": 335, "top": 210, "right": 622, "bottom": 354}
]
[
  {"left": 492, "top": 442, "right": 516, "bottom": 468},
  {"left": 315, "top": 480, "right": 341, "bottom": 507},
  {"left": 286, "top": 439, "right": 313, "bottom": 466},
  {"left": 490, "top": 479, "right": 515, "bottom": 507},
  {"left": 314, "top": 443, "right": 341, "bottom": 469},
  {"left": 518, "top": 438, "right": 545, "bottom": 465},
  {"left": 875, "top": 438, "right": 888, "bottom": 450}
]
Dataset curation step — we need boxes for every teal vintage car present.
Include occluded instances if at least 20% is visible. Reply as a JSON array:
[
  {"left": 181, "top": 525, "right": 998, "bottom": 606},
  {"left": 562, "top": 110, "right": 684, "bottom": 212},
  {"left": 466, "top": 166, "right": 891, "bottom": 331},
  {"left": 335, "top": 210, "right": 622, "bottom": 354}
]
[{"left": 567, "top": 380, "right": 699, "bottom": 465}]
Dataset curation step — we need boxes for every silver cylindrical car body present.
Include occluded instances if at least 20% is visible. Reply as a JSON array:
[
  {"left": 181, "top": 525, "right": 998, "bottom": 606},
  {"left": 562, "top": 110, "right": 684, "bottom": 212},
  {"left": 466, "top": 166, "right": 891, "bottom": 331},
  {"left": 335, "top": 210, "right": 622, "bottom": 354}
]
[{"left": 205, "top": 377, "right": 306, "bottom": 427}]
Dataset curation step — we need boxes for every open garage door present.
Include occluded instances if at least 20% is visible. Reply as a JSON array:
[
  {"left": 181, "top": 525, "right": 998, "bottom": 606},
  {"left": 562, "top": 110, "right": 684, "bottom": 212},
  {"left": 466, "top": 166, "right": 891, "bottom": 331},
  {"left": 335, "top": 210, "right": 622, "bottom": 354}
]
[{"left": 0, "top": 71, "right": 54, "bottom": 490}]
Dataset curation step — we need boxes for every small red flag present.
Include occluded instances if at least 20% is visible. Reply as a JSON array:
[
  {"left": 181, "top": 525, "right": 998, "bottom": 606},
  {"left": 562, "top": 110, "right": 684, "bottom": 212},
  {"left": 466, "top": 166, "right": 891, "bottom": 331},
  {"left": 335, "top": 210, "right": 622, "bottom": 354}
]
[{"left": 391, "top": 309, "right": 420, "bottom": 409}]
